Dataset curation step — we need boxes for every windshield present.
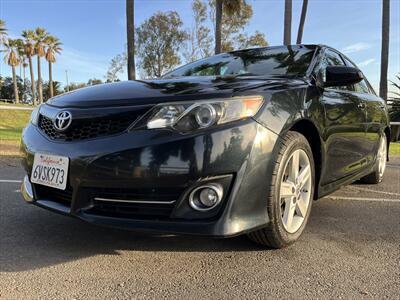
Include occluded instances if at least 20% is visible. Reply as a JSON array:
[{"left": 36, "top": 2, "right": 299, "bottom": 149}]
[{"left": 164, "top": 46, "right": 316, "bottom": 78}]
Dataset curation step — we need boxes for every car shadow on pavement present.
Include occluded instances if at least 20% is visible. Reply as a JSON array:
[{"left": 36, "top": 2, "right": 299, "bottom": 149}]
[
  {"left": 1, "top": 194, "right": 399, "bottom": 273},
  {"left": 0, "top": 205, "right": 267, "bottom": 273}
]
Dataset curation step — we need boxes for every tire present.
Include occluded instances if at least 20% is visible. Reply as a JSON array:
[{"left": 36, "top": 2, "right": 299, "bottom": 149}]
[
  {"left": 360, "top": 134, "right": 387, "bottom": 184},
  {"left": 247, "top": 131, "right": 315, "bottom": 248}
]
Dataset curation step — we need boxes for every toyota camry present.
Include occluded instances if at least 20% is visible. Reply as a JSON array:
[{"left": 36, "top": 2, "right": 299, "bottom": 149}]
[{"left": 20, "top": 45, "right": 390, "bottom": 248}]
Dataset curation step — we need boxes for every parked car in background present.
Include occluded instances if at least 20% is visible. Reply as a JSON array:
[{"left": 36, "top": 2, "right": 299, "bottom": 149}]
[{"left": 20, "top": 45, "right": 390, "bottom": 248}]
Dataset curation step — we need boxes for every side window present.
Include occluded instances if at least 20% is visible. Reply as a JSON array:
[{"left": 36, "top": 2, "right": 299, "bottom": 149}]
[
  {"left": 354, "top": 80, "right": 370, "bottom": 94},
  {"left": 342, "top": 56, "right": 371, "bottom": 95},
  {"left": 325, "top": 50, "right": 345, "bottom": 66},
  {"left": 323, "top": 50, "right": 353, "bottom": 92}
]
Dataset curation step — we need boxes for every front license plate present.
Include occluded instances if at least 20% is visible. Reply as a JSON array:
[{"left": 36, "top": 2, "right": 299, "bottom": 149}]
[{"left": 31, "top": 153, "right": 69, "bottom": 190}]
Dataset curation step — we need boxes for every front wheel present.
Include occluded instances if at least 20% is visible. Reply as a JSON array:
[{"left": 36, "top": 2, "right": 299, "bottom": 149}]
[
  {"left": 247, "top": 131, "right": 315, "bottom": 248},
  {"left": 360, "top": 134, "right": 387, "bottom": 184}
]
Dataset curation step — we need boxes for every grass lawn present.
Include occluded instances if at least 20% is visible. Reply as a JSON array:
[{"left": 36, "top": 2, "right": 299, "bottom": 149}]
[
  {"left": 390, "top": 142, "right": 400, "bottom": 157},
  {"left": 0, "top": 109, "right": 31, "bottom": 155},
  {"left": 0, "top": 109, "right": 31, "bottom": 141}
]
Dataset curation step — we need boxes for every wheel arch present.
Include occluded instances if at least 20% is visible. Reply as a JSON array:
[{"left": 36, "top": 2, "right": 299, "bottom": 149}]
[{"left": 288, "top": 119, "right": 323, "bottom": 199}]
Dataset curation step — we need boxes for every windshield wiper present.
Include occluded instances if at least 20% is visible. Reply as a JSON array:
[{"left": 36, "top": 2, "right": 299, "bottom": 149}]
[{"left": 219, "top": 73, "right": 259, "bottom": 80}]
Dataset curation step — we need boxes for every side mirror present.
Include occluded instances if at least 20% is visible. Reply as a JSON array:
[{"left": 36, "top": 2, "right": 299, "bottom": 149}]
[{"left": 324, "top": 66, "right": 364, "bottom": 87}]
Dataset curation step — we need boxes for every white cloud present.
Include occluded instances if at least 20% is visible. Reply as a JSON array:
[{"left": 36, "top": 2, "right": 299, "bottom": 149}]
[
  {"left": 357, "top": 58, "right": 375, "bottom": 67},
  {"left": 342, "top": 42, "right": 372, "bottom": 54}
]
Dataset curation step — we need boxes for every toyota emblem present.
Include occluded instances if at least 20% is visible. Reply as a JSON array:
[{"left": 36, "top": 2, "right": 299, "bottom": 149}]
[{"left": 54, "top": 111, "right": 72, "bottom": 131}]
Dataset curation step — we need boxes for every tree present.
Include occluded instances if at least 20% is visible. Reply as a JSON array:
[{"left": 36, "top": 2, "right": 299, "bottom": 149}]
[
  {"left": 0, "top": 19, "right": 7, "bottom": 46},
  {"left": 87, "top": 78, "right": 103, "bottom": 85},
  {"left": 283, "top": 0, "right": 292, "bottom": 45},
  {"left": 43, "top": 80, "right": 62, "bottom": 100},
  {"left": 0, "top": 76, "right": 24, "bottom": 101},
  {"left": 184, "top": 0, "right": 213, "bottom": 63},
  {"left": 21, "top": 30, "right": 37, "bottom": 105},
  {"left": 237, "top": 31, "right": 268, "bottom": 49},
  {"left": 16, "top": 39, "right": 29, "bottom": 102},
  {"left": 209, "top": 0, "right": 267, "bottom": 52},
  {"left": 126, "top": 0, "right": 136, "bottom": 80},
  {"left": 63, "top": 82, "right": 86, "bottom": 92},
  {"left": 136, "top": 11, "right": 187, "bottom": 78},
  {"left": 388, "top": 73, "right": 400, "bottom": 140},
  {"left": 214, "top": 0, "right": 245, "bottom": 54},
  {"left": 34, "top": 27, "right": 48, "bottom": 104},
  {"left": 3, "top": 38, "right": 21, "bottom": 103},
  {"left": 296, "top": 0, "right": 308, "bottom": 44},
  {"left": 215, "top": 0, "right": 223, "bottom": 54},
  {"left": 379, "top": 0, "right": 390, "bottom": 101},
  {"left": 106, "top": 53, "right": 127, "bottom": 82},
  {"left": 45, "top": 35, "right": 62, "bottom": 98},
  {"left": 389, "top": 74, "right": 400, "bottom": 100}
]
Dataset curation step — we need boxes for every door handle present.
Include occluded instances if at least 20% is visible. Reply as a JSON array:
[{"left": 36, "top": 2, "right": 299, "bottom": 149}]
[{"left": 357, "top": 103, "right": 366, "bottom": 109}]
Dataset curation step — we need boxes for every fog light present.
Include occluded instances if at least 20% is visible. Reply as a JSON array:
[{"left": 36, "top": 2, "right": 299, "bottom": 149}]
[{"left": 189, "top": 183, "right": 223, "bottom": 211}]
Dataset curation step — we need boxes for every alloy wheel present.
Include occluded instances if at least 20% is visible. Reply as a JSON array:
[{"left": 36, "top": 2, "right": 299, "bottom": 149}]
[
  {"left": 378, "top": 135, "right": 387, "bottom": 179},
  {"left": 279, "top": 149, "right": 313, "bottom": 234}
]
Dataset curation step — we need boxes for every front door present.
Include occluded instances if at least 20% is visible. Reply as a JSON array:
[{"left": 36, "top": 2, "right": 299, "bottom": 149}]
[
  {"left": 317, "top": 49, "right": 369, "bottom": 185},
  {"left": 321, "top": 89, "right": 368, "bottom": 184}
]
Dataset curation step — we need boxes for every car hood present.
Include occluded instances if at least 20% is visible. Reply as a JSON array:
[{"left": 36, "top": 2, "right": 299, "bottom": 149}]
[{"left": 49, "top": 76, "right": 306, "bottom": 108}]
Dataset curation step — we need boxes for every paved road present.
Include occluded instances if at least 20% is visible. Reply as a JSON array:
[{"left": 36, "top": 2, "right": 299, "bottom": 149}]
[{"left": 0, "top": 157, "right": 399, "bottom": 299}]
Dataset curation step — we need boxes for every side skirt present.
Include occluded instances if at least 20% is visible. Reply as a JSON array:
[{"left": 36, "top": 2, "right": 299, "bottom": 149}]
[{"left": 316, "top": 163, "right": 376, "bottom": 199}]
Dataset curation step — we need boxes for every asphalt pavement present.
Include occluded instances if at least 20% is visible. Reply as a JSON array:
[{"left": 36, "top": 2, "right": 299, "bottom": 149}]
[{"left": 0, "top": 157, "right": 399, "bottom": 299}]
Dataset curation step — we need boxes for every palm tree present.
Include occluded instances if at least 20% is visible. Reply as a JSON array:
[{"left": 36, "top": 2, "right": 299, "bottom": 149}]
[
  {"left": 126, "top": 0, "right": 136, "bottom": 80},
  {"left": 0, "top": 19, "right": 7, "bottom": 46},
  {"left": 283, "top": 0, "right": 292, "bottom": 45},
  {"left": 44, "top": 35, "right": 62, "bottom": 98},
  {"left": 22, "top": 30, "right": 37, "bottom": 105},
  {"left": 214, "top": 0, "right": 243, "bottom": 54},
  {"left": 3, "top": 38, "right": 20, "bottom": 103},
  {"left": 296, "top": 0, "right": 308, "bottom": 44},
  {"left": 16, "top": 39, "right": 28, "bottom": 102},
  {"left": 379, "top": 0, "right": 390, "bottom": 102},
  {"left": 34, "top": 27, "right": 48, "bottom": 104}
]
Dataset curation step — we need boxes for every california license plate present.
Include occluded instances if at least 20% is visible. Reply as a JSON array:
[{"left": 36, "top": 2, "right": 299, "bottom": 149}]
[{"left": 31, "top": 153, "right": 69, "bottom": 190}]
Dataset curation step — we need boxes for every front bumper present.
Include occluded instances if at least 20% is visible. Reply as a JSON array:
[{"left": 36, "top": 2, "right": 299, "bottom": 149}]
[{"left": 21, "top": 119, "right": 279, "bottom": 237}]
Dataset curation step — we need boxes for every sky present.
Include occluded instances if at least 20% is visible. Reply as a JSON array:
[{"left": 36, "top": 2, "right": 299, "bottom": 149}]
[{"left": 1, "top": 0, "right": 399, "bottom": 93}]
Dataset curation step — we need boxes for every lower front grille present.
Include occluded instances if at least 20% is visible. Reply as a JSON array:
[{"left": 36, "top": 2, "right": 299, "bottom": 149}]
[
  {"left": 84, "top": 187, "right": 184, "bottom": 219},
  {"left": 34, "top": 184, "right": 73, "bottom": 207}
]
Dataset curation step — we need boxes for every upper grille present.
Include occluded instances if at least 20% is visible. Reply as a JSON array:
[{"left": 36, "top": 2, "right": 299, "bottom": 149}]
[{"left": 38, "top": 110, "right": 145, "bottom": 142}]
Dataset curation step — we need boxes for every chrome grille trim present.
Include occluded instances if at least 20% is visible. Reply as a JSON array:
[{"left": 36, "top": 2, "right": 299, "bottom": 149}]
[{"left": 94, "top": 197, "right": 176, "bottom": 205}]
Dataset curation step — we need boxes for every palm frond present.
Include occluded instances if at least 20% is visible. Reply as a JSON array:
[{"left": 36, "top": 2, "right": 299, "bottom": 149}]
[{"left": 44, "top": 35, "right": 62, "bottom": 63}]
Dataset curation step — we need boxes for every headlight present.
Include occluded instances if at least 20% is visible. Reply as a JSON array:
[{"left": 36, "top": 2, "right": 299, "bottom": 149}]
[
  {"left": 30, "top": 105, "right": 41, "bottom": 126},
  {"left": 147, "top": 96, "right": 263, "bottom": 132}
]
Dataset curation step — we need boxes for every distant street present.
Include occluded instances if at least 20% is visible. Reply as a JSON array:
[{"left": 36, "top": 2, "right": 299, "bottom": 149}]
[{"left": 0, "top": 157, "right": 399, "bottom": 299}]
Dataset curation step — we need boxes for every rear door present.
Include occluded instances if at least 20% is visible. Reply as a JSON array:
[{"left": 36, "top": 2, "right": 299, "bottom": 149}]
[
  {"left": 341, "top": 55, "right": 383, "bottom": 155},
  {"left": 318, "top": 49, "right": 369, "bottom": 185}
]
